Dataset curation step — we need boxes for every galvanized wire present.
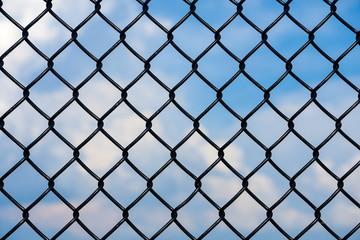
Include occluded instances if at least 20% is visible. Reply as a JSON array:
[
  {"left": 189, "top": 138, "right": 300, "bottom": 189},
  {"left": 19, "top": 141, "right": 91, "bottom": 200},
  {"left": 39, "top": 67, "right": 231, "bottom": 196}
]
[{"left": 0, "top": 0, "right": 360, "bottom": 239}]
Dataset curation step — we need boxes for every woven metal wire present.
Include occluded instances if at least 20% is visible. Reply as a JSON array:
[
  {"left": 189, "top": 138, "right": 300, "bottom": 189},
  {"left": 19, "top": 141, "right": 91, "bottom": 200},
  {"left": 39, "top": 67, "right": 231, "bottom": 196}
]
[{"left": 0, "top": 0, "right": 359, "bottom": 239}]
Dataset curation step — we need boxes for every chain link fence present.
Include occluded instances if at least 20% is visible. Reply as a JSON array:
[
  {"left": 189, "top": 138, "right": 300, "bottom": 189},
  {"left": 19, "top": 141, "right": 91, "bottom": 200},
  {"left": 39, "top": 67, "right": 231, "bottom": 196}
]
[{"left": 0, "top": 0, "right": 360, "bottom": 239}]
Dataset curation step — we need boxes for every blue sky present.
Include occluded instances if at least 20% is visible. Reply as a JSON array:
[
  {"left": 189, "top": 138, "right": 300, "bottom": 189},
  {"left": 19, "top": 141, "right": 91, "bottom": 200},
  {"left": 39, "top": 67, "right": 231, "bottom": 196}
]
[{"left": 1, "top": 0, "right": 360, "bottom": 239}]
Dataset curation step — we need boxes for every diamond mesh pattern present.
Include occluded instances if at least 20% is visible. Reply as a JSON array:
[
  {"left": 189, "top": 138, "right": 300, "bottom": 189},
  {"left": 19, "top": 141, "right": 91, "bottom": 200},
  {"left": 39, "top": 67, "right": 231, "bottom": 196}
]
[{"left": 0, "top": 0, "right": 360, "bottom": 239}]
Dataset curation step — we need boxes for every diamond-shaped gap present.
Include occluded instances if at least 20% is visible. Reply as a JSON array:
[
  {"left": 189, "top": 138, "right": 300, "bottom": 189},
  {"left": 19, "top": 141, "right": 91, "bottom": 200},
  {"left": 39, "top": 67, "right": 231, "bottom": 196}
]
[
  {"left": 29, "top": 192, "right": 72, "bottom": 238},
  {"left": 150, "top": 45, "right": 190, "bottom": 89},
  {"left": 125, "top": 15, "right": 167, "bottom": 59},
  {"left": 29, "top": 69, "right": 65, "bottom": 96},
  {"left": 316, "top": 76, "right": 358, "bottom": 117},
  {"left": 199, "top": 103, "right": 241, "bottom": 146},
  {"left": 225, "top": 191, "right": 265, "bottom": 236},
  {"left": 0, "top": 195, "right": 22, "bottom": 237},
  {"left": 1, "top": 0, "right": 44, "bottom": 27},
  {"left": 177, "top": 193, "right": 218, "bottom": 238},
  {"left": 4, "top": 101, "right": 47, "bottom": 146},
  {"left": 103, "top": 103, "right": 145, "bottom": 147},
  {"left": 147, "top": 0, "right": 188, "bottom": 29},
  {"left": 300, "top": 222, "right": 338, "bottom": 240},
  {"left": 106, "top": 222, "right": 141, "bottom": 240},
  {"left": 128, "top": 132, "right": 168, "bottom": 177},
  {"left": 293, "top": 102, "right": 334, "bottom": 146},
  {"left": 250, "top": 222, "right": 288, "bottom": 240},
  {"left": 153, "top": 162, "right": 196, "bottom": 207},
  {"left": 5, "top": 222, "right": 41, "bottom": 240},
  {"left": 129, "top": 193, "right": 170, "bottom": 238},
  {"left": 194, "top": 1, "right": 235, "bottom": 29},
  {"left": 79, "top": 132, "right": 121, "bottom": 176},
  {"left": 29, "top": 72, "right": 71, "bottom": 116},
  {"left": 291, "top": 44, "right": 332, "bottom": 88},
  {"left": 314, "top": 16, "right": 355, "bottom": 59},
  {"left": 101, "top": 43, "right": 144, "bottom": 87},
  {"left": 2, "top": 42, "right": 47, "bottom": 86},
  {"left": 55, "top": 161, "right": 97, "bottom": 206},
  {"left": 224, "top": 132, "right": 264, "bottom": 176},
  {"left": 246, "top": 103, "right": 288, "bottom": 147},
  {"left": 0, "top": 72, "right": 22, "bottom": 116},
  {"left": 174, "top": 74, "right": 215, "bottom": 117},
  {"left": 244, "top": 45, "right": 285, "bottom": 89},
  {"left": 267, "top": 16, "right": 308, "bottom": 59},
  {"left": 288, "top": 0, "right": 329, "bottom": 30},
  {"left": 151, "top": 102, "right": 193, "bottom": 147},
  {"left": 53, "top": 42, "right": 95, "bottom": 87},
  {"left": 202, "top": 221, "right": 242, "bottom": 240},
  {"left": 271, "top": 132, "right": 312, "bottom": 177},
  {"left": 336, "top": 0, "right": 360, "bottom": 29},
  {"left": 78, "top": 74, "right": 121, "bottom": 117},
  {"left": 222, "top": 140, "right": 247, "bottom": 173},
  {"left": 76, "top": 14, "right": 119, "bottom": 59},
  {"left": 197, "top": 44, "right": 239, "bottom": 89},
  {"left": 104, "top": 161, "right": 145, "bottom": 207},
  {"left": 321, "top": 193, "right": 360, "bottom": 238},
  {"left": 51, "top": 0, "right": 93, "bottom": 28},
  {"left": 339, "top": 46, "right": 360, "bottom": 87},
  {"left": 342, "top": 105, "right": 360, "bottom": 144},
  {"left": 220, "top": 16, "right": 260, "bottom": 58},
  {"left": 320, "top": 133, "right": 360, "bottom": 177},
  {"left": 30, "top": 131, "right": 72, "bottom": 177},
  {"left": 344, "top": 165, "right": 360, "bottom": 203},
  {"left": 269, "top": 74, "right": 309, "bottom": 117},
  {"left": 99, "top": 0, "right": 142, "bottom": 30},
  {"left": 3, "top": 161, "right": 47, "bottom": 207},
  {"left": 152, "top": 222, "right": 191, "bottom": 240},
  {"left": 54, "top": 102, "right": 96, "bottom": 147},
  {"left": 248, "top": 162, "right": 289, "bottom": 207},
  {"left": 201, "top": 161, "right": 242, "bottom": 206},
  {"left": 173, "top": 15, "right": 214, "bottom": 59},
  {"left": 79, "top": 192, "right": 122, "bottom": 238},
  {"left": 126, "top": 74, "right": 168, "bottom": 118},
  {"left": 272, "top": 192, "right": 314, "bottom": 237},
  {"left": 176, "top": 132, "right": 218, "bottom": 177},
  {"left": 0, "top": 14, "right": 21, "bottom": 55},
  {"left": 296, "top": 162, "right": 337, "bottom": 207},
  {"left": 27, "top": 13, "right": 68, "bottom": 57},
  {"left": 222, "top": 74, "right": 263, "bottom": 117},
  {"left": 0, "top": 133, "right": 22, "bottom": 176},
  {"left": 241, "top": 0, "right": 283, "bottom": 30},
  {"left": 54, "top": 222, "right": 90, "bottom": 240}
]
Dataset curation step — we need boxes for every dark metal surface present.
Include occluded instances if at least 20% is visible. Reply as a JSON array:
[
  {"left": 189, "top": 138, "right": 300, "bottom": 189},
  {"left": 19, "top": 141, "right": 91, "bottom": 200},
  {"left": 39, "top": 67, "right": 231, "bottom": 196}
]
[{"left": 0, "top": 0, "right": 359, "bottom": 239}]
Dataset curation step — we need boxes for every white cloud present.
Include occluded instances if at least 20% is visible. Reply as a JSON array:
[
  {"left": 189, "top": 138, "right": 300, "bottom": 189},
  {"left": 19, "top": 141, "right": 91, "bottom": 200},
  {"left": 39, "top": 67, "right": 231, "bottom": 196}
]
[
  {"left": 0, "top": 20, "right": 21, "bottom": 55},
  {"left": 0, "top": 74, "right": 22, "bottom": 115},
  {"left": 0, "top": 0, "right": 89, "bottom": 79},
  {"left": 275, "top": 206, "right": 313, "bottom": 229},
  {"left": 225, "top": 191, "right": 265, "bottom": 231},
  {"left": 326, "top": 200, "right": 360, "bottom": 228},
  {"left": 51, "top": 0, "right": 93, "bottom": 28},
  {"left": 2, "top": 42, "right": 46, "bottom": 81},
  {"left": 250, "top": 173, "right": 281, "bottom": 205},
  {"left": 30, "top": 201, "right": 74, "bottom": 230},
  {"left": 3, "top": 77, "right": 359, "bottom": 233},
  {"left": 1, "top": 0, "right": 45, "bottom": 27}
]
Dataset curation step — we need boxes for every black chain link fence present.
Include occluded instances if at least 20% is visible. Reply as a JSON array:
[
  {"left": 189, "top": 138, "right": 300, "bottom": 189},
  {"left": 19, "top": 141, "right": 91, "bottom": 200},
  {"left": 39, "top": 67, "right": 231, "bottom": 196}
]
[{"left": 0, "top": 0, "right": 360, "bottom": 239}]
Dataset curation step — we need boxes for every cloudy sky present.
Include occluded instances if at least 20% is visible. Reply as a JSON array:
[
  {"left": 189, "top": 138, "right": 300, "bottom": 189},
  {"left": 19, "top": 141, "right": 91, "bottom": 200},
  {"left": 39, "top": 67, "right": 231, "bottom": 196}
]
[{"left": 0, "top": 0, "right": 360, "bottom": 239}]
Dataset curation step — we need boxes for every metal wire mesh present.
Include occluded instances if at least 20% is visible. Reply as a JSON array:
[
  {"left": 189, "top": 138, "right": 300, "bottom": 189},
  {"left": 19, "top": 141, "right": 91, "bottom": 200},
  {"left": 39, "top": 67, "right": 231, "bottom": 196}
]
[{"left": 0, "top": 0, "right": 360, "bottom": 239}]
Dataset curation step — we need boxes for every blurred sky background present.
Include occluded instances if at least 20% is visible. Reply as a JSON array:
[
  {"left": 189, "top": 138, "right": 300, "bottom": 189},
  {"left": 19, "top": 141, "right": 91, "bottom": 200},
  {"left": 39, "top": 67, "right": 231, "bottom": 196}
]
[{"left": 1, "top": 0, "right": 360, "bottom": 239}]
